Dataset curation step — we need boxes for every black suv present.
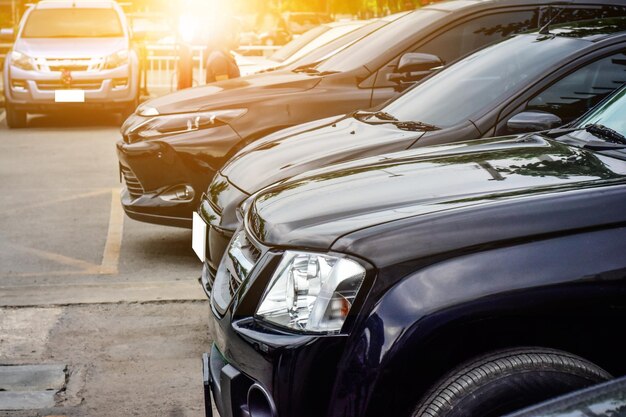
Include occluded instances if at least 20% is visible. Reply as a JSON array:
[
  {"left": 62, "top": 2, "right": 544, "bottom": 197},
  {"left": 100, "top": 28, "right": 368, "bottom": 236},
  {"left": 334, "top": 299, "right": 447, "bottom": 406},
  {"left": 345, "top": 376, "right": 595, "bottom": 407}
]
[
  {"left": 201, "top": 85, "right": 626, "bottom": 417},
  {"left": 198, "top": 18, "right": 626, "bottom": 273},
  {"left": 117, "top": 0, "right": 626, "bottom": 228}
]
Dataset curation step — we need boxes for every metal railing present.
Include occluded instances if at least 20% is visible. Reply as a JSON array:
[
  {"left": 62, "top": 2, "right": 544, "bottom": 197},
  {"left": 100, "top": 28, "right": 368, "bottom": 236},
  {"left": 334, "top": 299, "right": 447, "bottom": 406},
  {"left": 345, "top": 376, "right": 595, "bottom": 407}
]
[{"left": 143, "top": 44, "right": 280, "bottom": 94}]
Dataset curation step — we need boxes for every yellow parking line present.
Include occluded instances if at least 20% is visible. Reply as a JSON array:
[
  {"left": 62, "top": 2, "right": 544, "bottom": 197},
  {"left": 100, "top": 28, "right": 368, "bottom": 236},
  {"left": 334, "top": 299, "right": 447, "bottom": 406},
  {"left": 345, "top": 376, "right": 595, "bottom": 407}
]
[
  {"left": 0, "top": 111, "right": 6, "bottom": 124},
  {"left": 0, "top": 189, "right": 111, "bottom": 216},
  {"left": 98, "top": 188, "right": 124, "bottom": 275},
  {"left": 7, "top": 244, "right": 101, "bottom": 273}
]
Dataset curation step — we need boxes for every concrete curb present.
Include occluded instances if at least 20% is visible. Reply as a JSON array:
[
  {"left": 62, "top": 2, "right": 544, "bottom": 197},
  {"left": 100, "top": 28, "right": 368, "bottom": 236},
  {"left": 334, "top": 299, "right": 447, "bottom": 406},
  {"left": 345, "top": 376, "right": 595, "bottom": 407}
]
[{"left": 0, "top": 280, "right": 206, "bottom": 307}]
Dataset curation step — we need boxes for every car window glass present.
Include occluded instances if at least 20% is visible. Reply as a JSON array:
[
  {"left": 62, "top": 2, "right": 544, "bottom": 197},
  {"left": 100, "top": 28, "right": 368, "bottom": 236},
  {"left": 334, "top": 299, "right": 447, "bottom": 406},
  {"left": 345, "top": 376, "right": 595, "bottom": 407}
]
[
  {"left": 381, "top": 35, "right": 584, "bottom": 128},
  {"left": 541, "top": 5, "right": 626, "bottom": 26},
  {"left": 526, "top": 51, "right": 626, "bottom": 124},
  {"left": 315, "top": 9, "right": 445, "bottom": 73},
  {"left": 22, "top": 8, "right": 124, "bottom": 38},
  {"left": 374, "top": 10, "right": 538, "bottom": 88}
]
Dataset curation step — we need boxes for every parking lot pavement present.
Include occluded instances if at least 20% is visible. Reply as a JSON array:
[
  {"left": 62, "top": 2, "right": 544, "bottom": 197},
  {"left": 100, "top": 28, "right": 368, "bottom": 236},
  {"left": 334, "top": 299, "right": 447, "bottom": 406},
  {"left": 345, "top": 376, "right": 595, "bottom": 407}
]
[{"left": 0, "top": 110, "right": 215, "bottom": 416}]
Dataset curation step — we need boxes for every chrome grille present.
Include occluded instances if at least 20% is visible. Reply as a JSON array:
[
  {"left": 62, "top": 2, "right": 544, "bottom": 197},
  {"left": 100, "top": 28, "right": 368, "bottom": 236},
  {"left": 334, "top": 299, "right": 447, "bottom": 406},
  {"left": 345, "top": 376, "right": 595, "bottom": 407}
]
[
  {"left": 36, "top": 80, "right": 102, "bottom": 91},
  {"left": 212, "top": 230, "right": 262, "bottom": 314},
  {"left": 37, "top": 58, "right": 102, "bottom": 72},
  {"left": 120, "top": 165, "right": 144, "bottom": 199}
]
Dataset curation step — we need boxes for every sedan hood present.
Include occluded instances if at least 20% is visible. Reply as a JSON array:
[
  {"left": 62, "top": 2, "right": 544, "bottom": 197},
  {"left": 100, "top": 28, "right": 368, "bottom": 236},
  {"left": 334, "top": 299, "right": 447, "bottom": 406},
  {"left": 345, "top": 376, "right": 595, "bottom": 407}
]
[
  {"left": 139, "top": 71, "right": 322, "bottom": 115},
  {"left": 224, "top": 115, "right": 423, "bottom": 193},
  {"left": 14, "top": 37, "right": 127, "bottom": 59},
  {"left": 248, "top": 135, "right": 626, "bottom": 256}
]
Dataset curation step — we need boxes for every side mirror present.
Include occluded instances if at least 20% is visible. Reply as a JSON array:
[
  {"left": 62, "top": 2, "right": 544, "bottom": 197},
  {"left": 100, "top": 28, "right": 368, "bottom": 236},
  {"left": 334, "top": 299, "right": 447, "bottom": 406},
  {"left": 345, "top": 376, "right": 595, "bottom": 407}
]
[
  {"left": 387, "top": 52, "right": 443, "bottom": 84},
  {"left": 507, "top": 111, "right": 563, "bottom": 133},
  {"left": 0, "top": 28, "right": 15, "bottom": 42},
  {"left": 397, "top": 53, "right": 443, "bottom": 73}
]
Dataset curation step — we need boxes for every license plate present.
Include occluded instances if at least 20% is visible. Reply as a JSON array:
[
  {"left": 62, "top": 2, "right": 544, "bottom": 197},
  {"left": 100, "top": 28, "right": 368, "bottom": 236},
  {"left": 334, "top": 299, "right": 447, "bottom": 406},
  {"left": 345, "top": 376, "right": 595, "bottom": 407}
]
[
  {"left": 54, "top": 89, "right": 85, "bottom": 103},
  {"left": 192, "top": 212, "right": 208, "bottom": 262}
]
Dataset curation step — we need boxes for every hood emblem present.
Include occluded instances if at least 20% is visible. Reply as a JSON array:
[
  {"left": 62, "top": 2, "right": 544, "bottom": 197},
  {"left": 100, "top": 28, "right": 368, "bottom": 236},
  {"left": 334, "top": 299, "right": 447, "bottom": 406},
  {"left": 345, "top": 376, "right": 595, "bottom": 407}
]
[{"left": 61, "top": 69, "right": 72, "bottom": 88}]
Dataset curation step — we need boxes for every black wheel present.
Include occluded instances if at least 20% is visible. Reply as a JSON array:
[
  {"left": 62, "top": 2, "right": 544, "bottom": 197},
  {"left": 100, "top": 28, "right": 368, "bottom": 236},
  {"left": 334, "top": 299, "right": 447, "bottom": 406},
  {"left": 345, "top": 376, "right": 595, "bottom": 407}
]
[
  {"left": 6, "top": 104, "right": 27, "bottom": 128},
  {"left": 413, "top": 347, "right": 611, "bottom": 417}
]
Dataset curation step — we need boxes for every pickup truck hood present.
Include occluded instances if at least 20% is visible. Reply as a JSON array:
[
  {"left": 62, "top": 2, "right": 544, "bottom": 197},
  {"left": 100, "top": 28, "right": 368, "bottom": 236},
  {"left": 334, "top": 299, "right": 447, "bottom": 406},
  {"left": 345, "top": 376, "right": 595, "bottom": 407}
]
[
  {"left": 248, "top": 135, "right": 626, "bottom": 257},
  {"left": 225, "top": 116, "right": 423, "bottom": 192},
  {"left": 14, "top": 37, "right": 127, "bottom": 59},
  {"left": 139, "top": 70, "right": 322, "bottom": 115}
]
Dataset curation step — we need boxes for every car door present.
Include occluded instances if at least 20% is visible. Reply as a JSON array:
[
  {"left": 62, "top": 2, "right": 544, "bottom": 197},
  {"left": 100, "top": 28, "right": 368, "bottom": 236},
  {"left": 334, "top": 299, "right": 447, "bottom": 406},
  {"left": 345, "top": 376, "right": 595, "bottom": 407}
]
[{"left": 493, "top": 47, "right": 626, "bottom": 136}]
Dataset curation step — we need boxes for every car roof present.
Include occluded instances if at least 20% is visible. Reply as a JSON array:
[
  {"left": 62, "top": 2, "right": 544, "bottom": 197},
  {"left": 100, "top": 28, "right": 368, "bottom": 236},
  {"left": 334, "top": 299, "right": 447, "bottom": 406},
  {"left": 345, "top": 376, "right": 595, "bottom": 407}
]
[
  {"left": 324, "top": 20, "right": 370, "bottom": 29},
  {"left": 35, "top": 0, "right": 117, "bottom": 9},
  {"left": 423, "top": 0, "right": 626, "bottom": 12}
]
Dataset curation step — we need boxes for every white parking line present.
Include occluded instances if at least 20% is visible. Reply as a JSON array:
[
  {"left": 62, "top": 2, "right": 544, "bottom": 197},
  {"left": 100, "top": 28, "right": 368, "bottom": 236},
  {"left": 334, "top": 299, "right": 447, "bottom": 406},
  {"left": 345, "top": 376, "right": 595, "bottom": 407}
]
[{"left": 99, "top": 188, "right": 124, "bottom": 275}]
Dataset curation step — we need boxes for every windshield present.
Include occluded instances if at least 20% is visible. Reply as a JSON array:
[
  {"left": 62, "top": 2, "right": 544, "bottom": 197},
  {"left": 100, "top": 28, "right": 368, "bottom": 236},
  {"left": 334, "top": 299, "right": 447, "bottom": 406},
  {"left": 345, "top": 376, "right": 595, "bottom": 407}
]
[
  {"left": 315, "top": 9, "right": 443, "bottom": 73},
  {"left": 281, "top": 22, "right": 366, "bottom": 66},
  {"left": 22, "top": 8, "right": 124, "bottom": 38},
  {"left": 270, "top": 25, "right": 329, "bottom": 63},
  {"left": 286, "top": 20, "right": 387, "bottom": 69},
  {"left": 574, "top": 86, "right": 626, "bottom": 136},
  {"left": 381, "top": 35, "right": 586, "bottom": 128}
]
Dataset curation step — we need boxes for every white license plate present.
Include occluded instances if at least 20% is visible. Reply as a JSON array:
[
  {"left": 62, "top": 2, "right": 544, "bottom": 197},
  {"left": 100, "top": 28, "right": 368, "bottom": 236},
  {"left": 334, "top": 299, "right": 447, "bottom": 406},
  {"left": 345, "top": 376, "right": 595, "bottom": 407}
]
[
  {"left": 192, "top": 212, "right": 208, "bottom": 262},
  {"left": 54, "top": 89, "right": 85, "bottom": 103}
]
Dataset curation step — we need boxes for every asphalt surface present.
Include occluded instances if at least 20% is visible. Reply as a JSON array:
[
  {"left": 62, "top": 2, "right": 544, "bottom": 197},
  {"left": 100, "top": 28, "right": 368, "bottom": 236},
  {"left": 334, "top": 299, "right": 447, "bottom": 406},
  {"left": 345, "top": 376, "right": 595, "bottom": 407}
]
[{"left": 0, "top": 109, "right": 215, "bottom": 416}]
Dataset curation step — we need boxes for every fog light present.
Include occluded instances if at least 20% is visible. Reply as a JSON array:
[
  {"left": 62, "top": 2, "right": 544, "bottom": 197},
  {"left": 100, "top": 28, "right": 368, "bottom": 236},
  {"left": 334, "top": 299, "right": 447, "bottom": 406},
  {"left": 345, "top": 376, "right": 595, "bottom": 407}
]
[
  {"left": 11, "top": 80, "right": 27, "bottom": 91},
  {"left": 112, "top": 78, "right": 128, "bottom": 89},
  {"left": 159, "top": 185, "right": 195, "bottom": 202},
  {"left": 247, "top": 384, "right": 277, "bottom": 417}
]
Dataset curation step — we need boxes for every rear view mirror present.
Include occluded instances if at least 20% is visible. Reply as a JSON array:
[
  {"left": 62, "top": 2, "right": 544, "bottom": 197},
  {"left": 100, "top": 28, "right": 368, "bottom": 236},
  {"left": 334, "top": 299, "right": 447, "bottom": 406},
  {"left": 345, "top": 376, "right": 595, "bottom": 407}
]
[
  {"left": 387, "top": 52, "right": 443, "bottom": 84},
  {"left": 507, "top": 111, "right": 563, "bottom": 133},
  {"left": 0, "top": 28, "right": 15, "bottom": 42}
]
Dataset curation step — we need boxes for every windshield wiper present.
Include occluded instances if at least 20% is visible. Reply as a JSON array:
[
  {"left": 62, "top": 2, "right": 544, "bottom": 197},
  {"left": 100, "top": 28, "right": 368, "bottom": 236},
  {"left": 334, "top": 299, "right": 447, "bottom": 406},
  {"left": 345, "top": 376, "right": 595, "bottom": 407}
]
[
  {"left": 394, "top": 120, "right": 440, "bottom": 132},
  {"left": 353, "top": 110, "right": 440, "bottom": 131},
  {"left": 586, "top": 123, "right": 626, "bottom": 145},
  {"left": 292, "top": 65, "right": 338, "bottom": 76}
]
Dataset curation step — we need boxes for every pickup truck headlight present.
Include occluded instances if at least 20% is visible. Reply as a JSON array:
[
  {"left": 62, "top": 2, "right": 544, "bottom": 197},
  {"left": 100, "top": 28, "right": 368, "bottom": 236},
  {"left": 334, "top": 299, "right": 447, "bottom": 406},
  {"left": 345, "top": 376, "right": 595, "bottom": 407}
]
[
  {"left": 128, "top": 109, "right": 247, "bottom": 141},
  {"left": 256, "top": 251, "right": 366, "bottom": 333},
  {"left": 104, "top": 49, "right": 129, "bottom": 69},
  {"left": 10, "top": 50, "right": 36, "bottom": 71}
]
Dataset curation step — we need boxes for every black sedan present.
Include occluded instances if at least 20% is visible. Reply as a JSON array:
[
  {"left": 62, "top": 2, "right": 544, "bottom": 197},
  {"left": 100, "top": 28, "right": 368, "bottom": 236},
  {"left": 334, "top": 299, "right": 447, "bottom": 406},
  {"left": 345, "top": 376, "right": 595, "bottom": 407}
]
[
  {"left": 200, "top": 81, "right": 626, "bottom": 417},
  {"left": 116, "top": 0, "right": 626, "bottom": 227},
  {"left": 198, "top": 17, "right": 626, "bottom": 272}
]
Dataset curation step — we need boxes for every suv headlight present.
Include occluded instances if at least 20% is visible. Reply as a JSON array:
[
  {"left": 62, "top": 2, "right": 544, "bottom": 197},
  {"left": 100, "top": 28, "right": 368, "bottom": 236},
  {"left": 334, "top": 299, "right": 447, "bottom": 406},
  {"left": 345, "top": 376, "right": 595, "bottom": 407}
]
[
  {"left": 10, "top": 50, "right": 36, "bottom": 71},
  {"left": 104, "top": 49, "right": 129, "bottom": 69},
  {"left": 128, "top": 109, "right": 247, "bottom": 141},
  {"left": 256, "top": 251, "right": 366, "bottom": 334}
]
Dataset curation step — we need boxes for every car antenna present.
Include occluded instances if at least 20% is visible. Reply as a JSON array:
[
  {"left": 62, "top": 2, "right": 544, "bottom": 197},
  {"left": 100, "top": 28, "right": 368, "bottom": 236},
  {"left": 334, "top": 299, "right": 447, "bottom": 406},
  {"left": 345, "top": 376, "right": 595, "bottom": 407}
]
[{"left": 538, "top": 2, "right": 572, "bottom": 35}]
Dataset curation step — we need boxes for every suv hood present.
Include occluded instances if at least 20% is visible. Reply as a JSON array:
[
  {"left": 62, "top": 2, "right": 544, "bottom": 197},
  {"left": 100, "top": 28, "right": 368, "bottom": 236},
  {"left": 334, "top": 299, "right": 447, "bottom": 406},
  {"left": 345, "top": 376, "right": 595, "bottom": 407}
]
[
  {"left": 14, "top": 37, "right": 127, "bottom": 59},
  {"left": 139, "top": 71, "right": 322, "bottom": 115},
  {"left": 248, "top": 135, "right": 626, "bottom": 260}
]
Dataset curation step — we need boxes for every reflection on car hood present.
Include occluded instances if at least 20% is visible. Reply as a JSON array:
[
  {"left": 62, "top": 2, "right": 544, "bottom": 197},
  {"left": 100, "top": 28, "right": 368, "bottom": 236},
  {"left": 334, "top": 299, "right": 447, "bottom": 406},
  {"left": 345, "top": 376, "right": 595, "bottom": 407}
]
[
  {"left": 248, "top": 135, "right": 626, "bottom": 254},
  {"left": 14, "top": 37, "right": 127, "bottom": 59},
  {"left": 225, "top": 116, "right": 424, "bottom": 193},
  {"left": 140, "top": 70, "right": 322, "bottom": 115}
]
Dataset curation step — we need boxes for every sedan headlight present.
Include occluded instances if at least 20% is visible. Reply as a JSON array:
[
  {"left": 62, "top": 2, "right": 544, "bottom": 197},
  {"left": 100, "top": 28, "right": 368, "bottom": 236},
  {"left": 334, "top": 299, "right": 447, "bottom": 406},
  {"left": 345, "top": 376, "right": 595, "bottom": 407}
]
[
  {"left": 128, "top": 109, "right": 247, "bottom": 141},
  {"left": 10, "top": 50, "right": 36, "bottom": 71},
  {"left": 257, "top": 251, "right": 366, "bottom": 333},
  {"left": 104, "top": 49, "right": 129, "bottom": 69}
]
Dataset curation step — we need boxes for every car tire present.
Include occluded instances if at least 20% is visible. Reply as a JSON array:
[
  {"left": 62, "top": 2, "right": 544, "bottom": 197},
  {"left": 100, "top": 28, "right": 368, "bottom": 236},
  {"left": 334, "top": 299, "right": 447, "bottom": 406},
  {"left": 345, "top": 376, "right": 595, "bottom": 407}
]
[
  {"left": 413, "top": 347, "right": 611, "bottom": 417},
  {"left": 6, "top": 104, "right": 27, "bottom": 128}
]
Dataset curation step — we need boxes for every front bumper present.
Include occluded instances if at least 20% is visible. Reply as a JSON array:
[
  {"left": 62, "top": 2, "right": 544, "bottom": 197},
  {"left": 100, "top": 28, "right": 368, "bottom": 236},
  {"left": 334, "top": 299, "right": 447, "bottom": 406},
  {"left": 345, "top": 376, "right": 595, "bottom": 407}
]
[
  {"left": 201, "top": 262, "right": 347, "bottom": 417},
  {"left": 4, "top": 64, "right": 137, "bottom": 111},
  {"left": 115, "top": 124, "right": 241, "bottom": 227}
]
